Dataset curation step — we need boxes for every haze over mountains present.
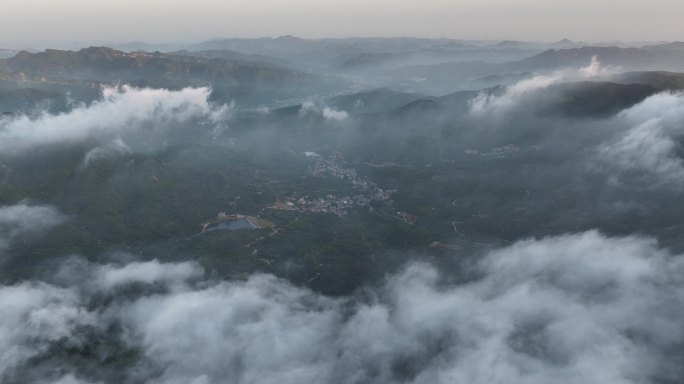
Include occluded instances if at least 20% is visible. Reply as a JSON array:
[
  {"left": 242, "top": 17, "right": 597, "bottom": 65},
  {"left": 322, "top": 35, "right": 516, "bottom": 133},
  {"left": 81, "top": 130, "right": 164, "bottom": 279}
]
[
  {"left": 2, "top": 35, "right": 684, "bottom": 384},
  {"left": 4, "top": 37, "right": 684, "bottom": 109}
]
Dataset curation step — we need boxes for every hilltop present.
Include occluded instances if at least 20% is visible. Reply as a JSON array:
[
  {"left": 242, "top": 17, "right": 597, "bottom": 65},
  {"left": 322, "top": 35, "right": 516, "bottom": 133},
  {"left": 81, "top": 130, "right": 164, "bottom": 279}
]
[{"left": 0, "top": 47, "right": 345, "bottom": 105}]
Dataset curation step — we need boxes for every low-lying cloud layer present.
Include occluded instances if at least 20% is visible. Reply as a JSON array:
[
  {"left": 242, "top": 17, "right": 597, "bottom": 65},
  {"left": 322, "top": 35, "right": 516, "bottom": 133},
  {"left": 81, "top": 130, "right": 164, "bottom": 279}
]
[
  {"left": 0, "top": 203, "right": 65, "bottom": 252},
  {"left": 0, "top": 86, "right": 231, "bottom": 157},
  {"left": 598, "top": 91, "right": 684, "bottom": 186},
  {"left": 469, "top": 56, "right": 615, "bottom": 116},
  {"left": 300, "top": 101, "right": 349, "bottom": 121},
  {"left": 2, "top": 231, "right": 683, "bottom": 384},
  {"left": 0, "top": 282, "right": 95, "bottom": 381},
  {"left": 2, "top": 45, "right": 684, "bottom": 384}
]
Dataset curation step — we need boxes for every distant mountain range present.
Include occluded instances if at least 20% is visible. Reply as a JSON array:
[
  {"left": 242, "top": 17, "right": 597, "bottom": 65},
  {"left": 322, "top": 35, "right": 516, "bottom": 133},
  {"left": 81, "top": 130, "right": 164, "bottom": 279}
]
[
  {"left": 169, "top": 49, "right": 291, "bottom": 67},
  {"left": 378, "top": 45, "right": 684, "bottom": 94},
  {"left": 3, "top": 40, "right": 684, "bottom": 115},
  {"left": 0, "top": 46, "right": 345, "bottom": 106},
  {"left": 514, "top": 45, "right": 684, "bottom": 70},
  {"left": 2, "top": 47, "right": 306, "bottom": 85},
  {"left": 321, "top": 71, "right": 684, "bottom": 120}
]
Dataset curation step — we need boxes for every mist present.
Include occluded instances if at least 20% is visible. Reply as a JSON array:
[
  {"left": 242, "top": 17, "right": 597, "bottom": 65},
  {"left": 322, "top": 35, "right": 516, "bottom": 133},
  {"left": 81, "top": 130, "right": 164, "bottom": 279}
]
[
  {"left": 2, "top": 231, "right": 684, "bottom": 383},
  {"left": 0, "top": 203, "right": 65, "bottom": 252},
  {"left": 0, "top": 86, "right": 229, "bottom": 156},
  {"left": 3, "top": 12, "right": 684, "bottom": 384},
  {"left": 3, "top": 0, "right": 684, "bottom": 47}
]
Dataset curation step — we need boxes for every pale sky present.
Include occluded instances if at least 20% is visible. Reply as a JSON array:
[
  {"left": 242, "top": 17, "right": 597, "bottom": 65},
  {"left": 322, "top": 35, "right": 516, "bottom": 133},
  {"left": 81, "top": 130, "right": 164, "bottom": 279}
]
[{"left": 2, "top": 0, "right": 683, "bottom": 48}]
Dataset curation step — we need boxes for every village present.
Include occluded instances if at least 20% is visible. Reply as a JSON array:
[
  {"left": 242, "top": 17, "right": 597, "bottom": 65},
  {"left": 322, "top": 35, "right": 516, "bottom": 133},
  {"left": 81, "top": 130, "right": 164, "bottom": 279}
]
[
  {"left": 308, "top": 152, "right": 393, "bottom": 199},
  {"left": 267, "top": 152, "right": 400, "bottom": 218}
]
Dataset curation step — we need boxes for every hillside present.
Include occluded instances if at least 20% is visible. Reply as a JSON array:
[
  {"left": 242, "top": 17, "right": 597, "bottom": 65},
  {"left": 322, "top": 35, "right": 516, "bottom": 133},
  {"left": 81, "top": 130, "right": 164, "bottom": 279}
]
[
  {"left": 3, "top": 47, "right": 305, "bottom": 85},
  {"left": 611, "top": 71, "right": 684, "bottom": 90},
  {"left": 0, "top": 47, "right": 346, "bottom": 105},
  {"left": 514, "top": 46, "right": 684, "bottom": 71}
]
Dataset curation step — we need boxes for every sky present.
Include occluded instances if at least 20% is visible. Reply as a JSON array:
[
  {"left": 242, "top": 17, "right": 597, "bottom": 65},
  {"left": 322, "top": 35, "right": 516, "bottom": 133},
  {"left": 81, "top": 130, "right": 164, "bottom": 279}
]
[{"left": 1, "top": 0, "right": 684, "bottom": 48}]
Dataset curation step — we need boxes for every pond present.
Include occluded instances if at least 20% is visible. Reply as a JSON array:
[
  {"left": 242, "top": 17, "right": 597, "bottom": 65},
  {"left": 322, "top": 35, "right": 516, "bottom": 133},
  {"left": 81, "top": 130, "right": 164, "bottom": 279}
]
[{"left": 206, "top": 218, "right": 259, "bottom": 232}]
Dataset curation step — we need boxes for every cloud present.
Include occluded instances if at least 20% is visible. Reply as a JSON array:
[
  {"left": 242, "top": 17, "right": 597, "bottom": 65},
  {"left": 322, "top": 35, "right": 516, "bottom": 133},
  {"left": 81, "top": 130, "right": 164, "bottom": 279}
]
[
  {"left": 0, "top": 282, "right": 95, "bottom": 379},
  {"left": 93, "top": 259, "right": 204, "bottom": 290},
  {"left": 0, "top": 258, "right": 203, "bottom": 382},
  {"left": 50, "top": 256, "right": 205, "bottom": 292},
  {"left": 469, "top": 74, "right": 561, "bottom": 115},
  {"left": 469, "top": 56, "right": 615, "bottom": 116},
  {"left": 119, "top": 274, "right": 338, "bottom": 384},
  {"left": 46, "top": 374, "right": 102, "bottom": 384},
  {"left": 299, "top": 101, "right": 349, "bottom": 121},
  {"left": 2, "top": 231, "right": 679, "bottom": 383},
  {"left": 0, "top": 86, "right": 231, "bottom": 156},
  {"left": 0, "top": 203, "right": 66, "bottom": 251},
  {"left": 322, "top": 107, "right": 349, "bottom": 121},
  {"left": 578, "top": 55, "right": 607, "bottom": 78},
  {"left": 597, "top": 91, "right": 684, "bottom": 186},
  {"left": 81, "top": 137, "right": 132, "bottom": 168},
  {"left": 107, "top": 231, "right": 683, "bottom": 384}
]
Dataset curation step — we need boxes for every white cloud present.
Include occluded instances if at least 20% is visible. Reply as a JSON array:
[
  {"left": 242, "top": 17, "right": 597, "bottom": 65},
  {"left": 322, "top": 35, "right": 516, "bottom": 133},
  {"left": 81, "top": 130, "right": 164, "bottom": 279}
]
[
  {"left": 597, "top": 91, "right": 684, "bottom": 185},
  {"left": 115, "top": 231, "right": 684, "bottom": 384},
  {"left": 94, "top": 259, "right": 204, "bottom": 290},
  {"left": 46, "top": 374, "right": 102, "bottom": 384},
  {"left": 322, "top": 107, "right": 349, "bottom": 121},
  {"left": 0, "top": 282, "right": 94, "bottom": 378},
  {"left": 469, "top": 73, "right": 561, "bottom": 115},
  {"left": 579, "top": 55, "right": 606, "bottom": 78},
  {"left": 0, "top": 86, "right": 231, "bottom": 156},
  {"left": 299, "top": 101, "right": 349, "bottom": 121},
  {"left": 0, "top": 203, "right": 66, "bottom": 251},
  {"left": 81, "top": 137, "right": 132, "bottom": 168},
  {"left": 469, "top": 56, "right": 616, "bottom": 116},
  {"left": 3, "top": 232, "right": 684, "bottom": 383},
  {"left": 119, "top": 274, "right": 338, "bottom": 384}
]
